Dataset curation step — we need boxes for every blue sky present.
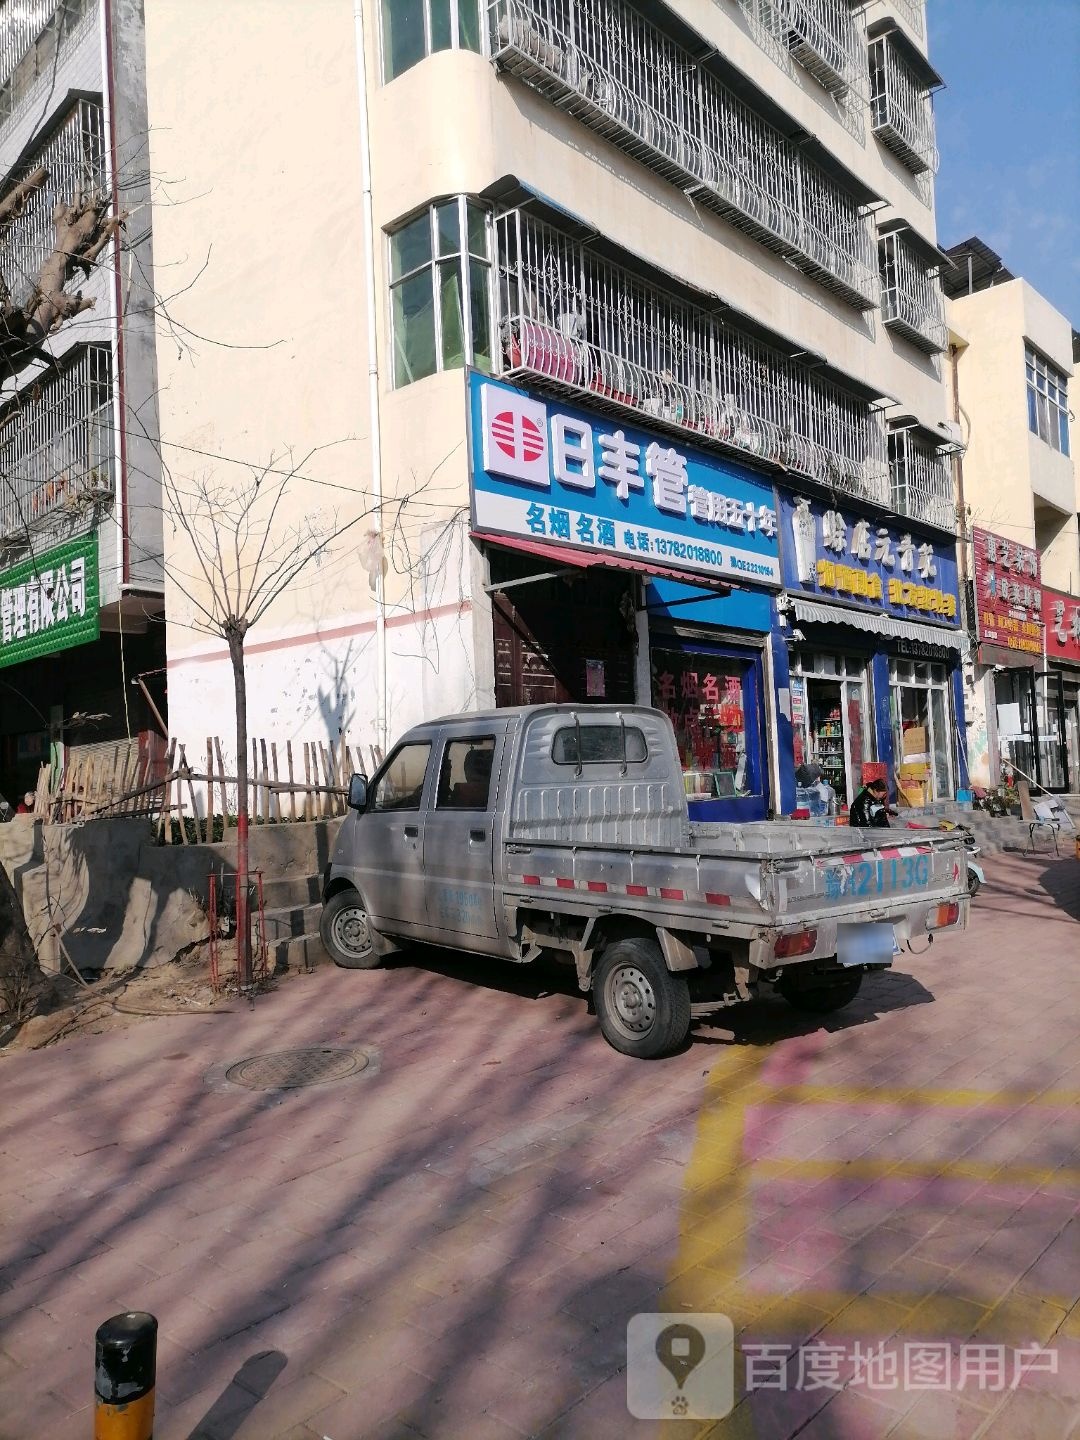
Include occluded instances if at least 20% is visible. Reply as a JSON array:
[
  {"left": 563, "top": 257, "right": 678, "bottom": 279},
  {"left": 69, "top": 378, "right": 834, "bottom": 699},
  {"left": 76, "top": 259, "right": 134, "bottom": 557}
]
[{"left": 929, "top": 0, "right": 1080, "bottom": 324}]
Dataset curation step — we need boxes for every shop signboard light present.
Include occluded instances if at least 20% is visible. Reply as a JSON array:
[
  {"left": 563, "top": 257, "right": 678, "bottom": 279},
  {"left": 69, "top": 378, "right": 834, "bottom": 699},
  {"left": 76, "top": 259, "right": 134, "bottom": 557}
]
[
  {"left": 468, "top": 373, "right": 781, "bottom": 588},
  {"left": 0, "top": 533, "right": 99, "bottom": 670},
  {"left": 971, "top": 525, "right": 1042, "bottom": 656},
  {"left": 777, "top": 494, "right": 961, "bottom": 627},
  {"left": 1041, "top": 586, "right": 1080, "bottom": 666}
]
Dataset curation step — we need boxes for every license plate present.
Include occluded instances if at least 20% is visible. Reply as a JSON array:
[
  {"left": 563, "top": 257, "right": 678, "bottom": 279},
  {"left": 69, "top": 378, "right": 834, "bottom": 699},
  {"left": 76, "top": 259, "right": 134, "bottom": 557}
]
[{"left": 837, "top": 922, "right": 896, "bottom": 968}]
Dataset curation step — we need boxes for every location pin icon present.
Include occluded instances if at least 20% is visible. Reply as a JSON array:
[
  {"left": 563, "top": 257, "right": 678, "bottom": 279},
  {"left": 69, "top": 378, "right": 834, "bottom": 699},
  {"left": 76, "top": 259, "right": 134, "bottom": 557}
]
[{"left": 655, "top": 1323, "right": 706, "bottom": 1390}]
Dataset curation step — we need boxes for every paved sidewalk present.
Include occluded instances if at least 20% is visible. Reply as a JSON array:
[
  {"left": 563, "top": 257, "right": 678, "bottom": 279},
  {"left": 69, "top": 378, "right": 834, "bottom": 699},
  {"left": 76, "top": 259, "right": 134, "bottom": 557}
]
[{"left": 1, "top": 851, "right": 1078, "bottom": 1440}]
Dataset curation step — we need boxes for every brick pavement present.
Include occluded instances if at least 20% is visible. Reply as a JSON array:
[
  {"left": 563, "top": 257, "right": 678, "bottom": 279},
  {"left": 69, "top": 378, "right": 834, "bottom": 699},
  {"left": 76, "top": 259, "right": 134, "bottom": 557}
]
[{"left": 0, "top": 850, "right": 1078, "bottom": 1440}]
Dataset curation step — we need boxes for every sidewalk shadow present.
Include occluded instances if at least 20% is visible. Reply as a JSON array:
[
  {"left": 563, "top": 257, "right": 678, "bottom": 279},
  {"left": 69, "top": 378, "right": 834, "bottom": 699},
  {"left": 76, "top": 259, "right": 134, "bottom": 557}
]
[
  {"left": 1039, "top": 856, "right": 1080, "bottom": 920},
  {"left": 694, "top": 969, "right": 935, "bottom": 1047},
  {"left": 186, "top": 1349, "right": 287, "bottom": 1439}
]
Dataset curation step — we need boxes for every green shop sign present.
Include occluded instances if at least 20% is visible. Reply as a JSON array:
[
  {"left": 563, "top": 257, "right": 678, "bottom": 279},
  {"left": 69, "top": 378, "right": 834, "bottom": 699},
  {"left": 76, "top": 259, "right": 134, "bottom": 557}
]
[{"left": 0, "top": 534, "right": 99, "bottom": 669}]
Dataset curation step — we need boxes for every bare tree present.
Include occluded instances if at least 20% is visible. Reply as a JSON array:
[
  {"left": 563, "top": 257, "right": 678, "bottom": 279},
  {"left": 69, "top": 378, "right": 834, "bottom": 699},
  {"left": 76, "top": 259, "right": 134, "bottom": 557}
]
[{"left": 160, "top": 454, "right": 392, "bottom": 986}]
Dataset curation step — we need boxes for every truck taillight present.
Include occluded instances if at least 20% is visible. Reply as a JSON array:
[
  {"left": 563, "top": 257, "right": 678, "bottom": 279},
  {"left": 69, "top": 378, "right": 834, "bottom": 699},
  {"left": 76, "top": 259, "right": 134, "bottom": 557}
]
[
  {"left": 932, "top": 901, "right": 960, "bottom": 929},
  {"left": 775, "top": 929, "right": 817, "bottom": 958}
]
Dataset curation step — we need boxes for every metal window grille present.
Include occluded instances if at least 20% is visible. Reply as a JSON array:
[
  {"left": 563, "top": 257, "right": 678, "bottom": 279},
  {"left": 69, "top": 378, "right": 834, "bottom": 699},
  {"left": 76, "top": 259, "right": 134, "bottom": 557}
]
[
  {"left": 0, "top": 0, "right": 97, "bottom": 129},
  {"left": 878, "top": 232, "right": 946, "bottom": 354},
  {"left": 868, "top": 36, "right": 938, "bottom": 174},
  {"left": 890, "top": 0, "right": 925, "bottom": 40},
  {"left": 735, "top": 0, "right": 863, "bottom": 99},
  {"left": 0, "top": 345, "right": 114, "bottom": 552},
  {"left": 486, "top": 0, "right": 878, "bottom": 309},
  {"left": 494, "top": 206, "right": 888, "bottom": 504},
  {"left": 0, "top": 98, "right": 106, "bottom": 308},
  {"left": 888, "top": 427, "right": 953, "bottom": 531}
]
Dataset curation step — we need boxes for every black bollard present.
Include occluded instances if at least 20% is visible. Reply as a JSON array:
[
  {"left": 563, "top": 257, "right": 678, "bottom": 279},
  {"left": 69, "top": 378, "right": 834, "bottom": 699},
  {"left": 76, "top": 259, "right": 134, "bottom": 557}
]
[{"left": 94, "top": 1311, "right": 157, "bottom": 1440}]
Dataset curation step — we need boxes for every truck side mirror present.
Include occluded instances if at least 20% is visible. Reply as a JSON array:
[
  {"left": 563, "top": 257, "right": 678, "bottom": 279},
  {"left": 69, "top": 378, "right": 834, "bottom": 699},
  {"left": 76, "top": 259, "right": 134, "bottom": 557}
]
[{"left": 347, "top": 774, "right": 368, "bottom": 811}]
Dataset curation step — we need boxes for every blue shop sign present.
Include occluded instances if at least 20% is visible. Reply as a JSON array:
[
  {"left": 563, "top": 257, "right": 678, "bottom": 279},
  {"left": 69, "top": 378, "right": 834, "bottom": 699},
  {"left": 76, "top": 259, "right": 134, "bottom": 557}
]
[
  {"left": 778, "top": 492, "right": 960, "bottom": 627},
  {"left": 468, "top": 373, "right": 781, "bottom": 588}
]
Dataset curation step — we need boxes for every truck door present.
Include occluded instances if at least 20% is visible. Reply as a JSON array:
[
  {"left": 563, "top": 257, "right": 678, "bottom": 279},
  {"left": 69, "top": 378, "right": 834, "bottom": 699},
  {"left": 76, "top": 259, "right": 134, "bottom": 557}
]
[
  {"left": 422, "top": 731, "right": 503, "bottom": 948},
  {"left": 356, "top": 739, "right": 433, "bottom": 936}
]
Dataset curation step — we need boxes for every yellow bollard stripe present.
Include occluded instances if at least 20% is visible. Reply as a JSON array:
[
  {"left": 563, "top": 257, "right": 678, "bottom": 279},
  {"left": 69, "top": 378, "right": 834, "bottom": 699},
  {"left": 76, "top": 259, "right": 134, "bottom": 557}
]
[{"left": 94, "top": 1387, "right": 155, "bottom": 1440}]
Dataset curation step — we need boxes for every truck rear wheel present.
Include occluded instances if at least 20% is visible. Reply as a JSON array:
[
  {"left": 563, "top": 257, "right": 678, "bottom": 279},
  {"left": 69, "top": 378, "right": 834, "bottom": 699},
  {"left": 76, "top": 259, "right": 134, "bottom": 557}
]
[
  {"left": 320, "top": 889, "right": 382, "bottom": 970},
  {"left": 780, "top": 969, "right": 862, "bottom": 1014},
  {"left": 593, "top": 938, "right": 691, "bottom": 1059}
]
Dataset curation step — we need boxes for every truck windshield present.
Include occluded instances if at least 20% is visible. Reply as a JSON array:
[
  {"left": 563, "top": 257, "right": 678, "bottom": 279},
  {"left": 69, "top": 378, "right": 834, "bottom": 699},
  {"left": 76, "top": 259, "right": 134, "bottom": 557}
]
[{"left": 552, "top": 725, "right": 647, "bottom": 766}]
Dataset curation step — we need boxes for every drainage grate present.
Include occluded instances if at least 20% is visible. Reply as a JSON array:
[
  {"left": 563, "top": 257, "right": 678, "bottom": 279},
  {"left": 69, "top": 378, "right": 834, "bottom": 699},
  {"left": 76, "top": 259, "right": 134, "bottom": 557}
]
[{"left": 224, "top": 1047, "right": 370, "bottom": 1092}]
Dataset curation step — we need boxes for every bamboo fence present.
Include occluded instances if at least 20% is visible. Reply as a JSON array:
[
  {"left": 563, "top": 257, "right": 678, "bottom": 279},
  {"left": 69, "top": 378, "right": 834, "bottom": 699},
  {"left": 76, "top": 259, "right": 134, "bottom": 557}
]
[{"left": 31, "top": 735, "right": 383, "bottom": 841}]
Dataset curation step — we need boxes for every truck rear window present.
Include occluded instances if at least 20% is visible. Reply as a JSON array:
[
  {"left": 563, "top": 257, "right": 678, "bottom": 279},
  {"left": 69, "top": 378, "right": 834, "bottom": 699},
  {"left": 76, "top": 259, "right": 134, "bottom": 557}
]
[{"left": 552, "top": 725, "right": 647, "bottom": 766}]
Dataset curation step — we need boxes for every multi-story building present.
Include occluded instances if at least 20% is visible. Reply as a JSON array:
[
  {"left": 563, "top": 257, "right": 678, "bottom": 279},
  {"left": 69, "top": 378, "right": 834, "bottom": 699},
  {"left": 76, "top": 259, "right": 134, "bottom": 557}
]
[
  {"left": 148, "top": 0, "right": 963, "bottom": 817},
  {"left": 943, "top": 237, "right": 1079, "bottom": 793},
  {"left": 0, "top": 0, "right": 164, "bottom": 803}
]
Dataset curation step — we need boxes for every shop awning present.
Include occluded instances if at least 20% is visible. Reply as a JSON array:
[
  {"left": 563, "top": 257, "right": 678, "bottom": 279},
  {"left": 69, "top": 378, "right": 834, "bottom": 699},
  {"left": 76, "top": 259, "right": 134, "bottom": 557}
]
[
  {"left": 475, "top": 532, "right": 732, "bottom": 594},
  {"left": 791, "top": 597, "right": 964, "bottom": 650}
]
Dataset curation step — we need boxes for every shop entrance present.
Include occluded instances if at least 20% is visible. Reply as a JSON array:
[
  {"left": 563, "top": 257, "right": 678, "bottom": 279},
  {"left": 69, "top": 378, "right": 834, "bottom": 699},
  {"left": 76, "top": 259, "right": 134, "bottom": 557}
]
[
  {"left": 994, "top": 668, "right": 1071, "bottom": 793},
  {"left": 789, "top": 651, "right": 871, "bottom": 807},
  {"left": 488, "top": 551, "right": 636, "bottom": 709},
  {"left": 890, "top": 659, "right": 954, "bottom": 804}
]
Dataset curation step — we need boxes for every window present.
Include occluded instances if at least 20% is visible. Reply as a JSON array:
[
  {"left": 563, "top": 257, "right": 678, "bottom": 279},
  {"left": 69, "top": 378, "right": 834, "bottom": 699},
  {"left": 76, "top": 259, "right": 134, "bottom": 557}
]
[
  {"left": 436, "top": 736, "right": 496, "bottom": 809},
  {"left": 651, "top": 648, "right": 761, "bottom": 799},
  {"left": 370, "top": 742, "right": 431, "bottom": 811},
  {"left": 389, "top": 198, "right": 491, "bottom": 388},
  {"left": 380, "top": 0, "right": 481, "bottom": 83},
  {"left": 1025, "top": 345, "right": 1070, "bottom": 456},
  {"left": 552, "top": 725, "right": 648, "bottom": 766}
]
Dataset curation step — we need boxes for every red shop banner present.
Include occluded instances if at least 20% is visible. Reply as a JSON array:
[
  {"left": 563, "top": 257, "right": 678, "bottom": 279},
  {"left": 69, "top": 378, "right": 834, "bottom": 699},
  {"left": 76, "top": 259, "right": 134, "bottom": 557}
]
[
  {"left": 1042, "top": 586, "right": 1080, "bottom": 666},
  {"left": 971, "top": 525, "right": 1042, "bottom": 655}
]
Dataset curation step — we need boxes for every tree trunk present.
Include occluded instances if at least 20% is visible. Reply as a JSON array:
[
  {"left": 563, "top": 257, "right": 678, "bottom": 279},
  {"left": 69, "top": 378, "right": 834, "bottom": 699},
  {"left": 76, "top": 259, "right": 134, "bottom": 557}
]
[{"left": 228, "top": 628, "right": 252, "bottom": 988}]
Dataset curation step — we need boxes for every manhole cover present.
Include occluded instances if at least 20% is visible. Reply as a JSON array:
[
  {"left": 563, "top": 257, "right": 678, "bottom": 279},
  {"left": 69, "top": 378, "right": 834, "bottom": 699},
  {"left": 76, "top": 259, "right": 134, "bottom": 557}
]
[{"left": 224, "top": 1047, "right": 369, "bottom": 1091}]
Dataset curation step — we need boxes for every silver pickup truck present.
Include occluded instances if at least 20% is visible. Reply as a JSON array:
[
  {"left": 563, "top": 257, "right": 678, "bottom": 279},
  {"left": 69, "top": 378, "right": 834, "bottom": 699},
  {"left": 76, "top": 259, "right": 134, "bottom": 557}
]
[{"left": 320, "top": 705, "right": 967, "bottom": 1058}]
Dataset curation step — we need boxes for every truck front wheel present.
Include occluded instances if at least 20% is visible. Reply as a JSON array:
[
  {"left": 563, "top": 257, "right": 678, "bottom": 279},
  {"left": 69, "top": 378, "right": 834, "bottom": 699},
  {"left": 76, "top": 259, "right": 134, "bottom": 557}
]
[
  {"left": 320, "top": 889, "right": 382, "bottom": 970},
  {"left": 594, "top": 938, "right": 691, "bottom": 1059},
  {"left": 779, "top": 969, "right": 862, "bottom": 1014}
]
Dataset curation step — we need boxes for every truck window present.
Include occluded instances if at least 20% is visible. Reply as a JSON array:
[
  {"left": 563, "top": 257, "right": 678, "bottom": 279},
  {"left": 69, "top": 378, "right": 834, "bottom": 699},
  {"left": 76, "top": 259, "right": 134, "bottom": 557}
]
[
  {"left": 552, "top": 724, "right": 647, "bottom": 766},
  {"left": 369, "top": 742, "right": 431, "bottom": 811},
  {"left": 436, "top": 737, "right": 496, "bottom": 810}
]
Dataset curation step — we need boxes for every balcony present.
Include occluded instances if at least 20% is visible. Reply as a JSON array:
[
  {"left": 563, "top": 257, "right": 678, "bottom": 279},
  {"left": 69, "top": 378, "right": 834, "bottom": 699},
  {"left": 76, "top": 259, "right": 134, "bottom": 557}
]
[
  {"left": 487, "top": 0, "right": 878, "bottom": 310},
  {"left": 0, "top": 346, "right": 114, "bottom": 560},
  {"left": 0, "top": 99, "right": 105, "bottom": 308},
  {"left": 889, "top": 426, "right": 954, "bottom": 532},
  {"left": 890, "top": 0, "right": 925, "bottom": 40},
  {"left": 494, "top": 207, "right": 889, "bottom": 507},
  {"left": 869, "top": 26, "right": 941, "bottom": 175},
  {"left": 0, "top": 0, "right": 98, "bottom": 132},
  {"left": 736, "top": 0, "right": 863, "bottom": 98},
  {"left": 878, "top": 225, "right": 947, "bottom": 354}
]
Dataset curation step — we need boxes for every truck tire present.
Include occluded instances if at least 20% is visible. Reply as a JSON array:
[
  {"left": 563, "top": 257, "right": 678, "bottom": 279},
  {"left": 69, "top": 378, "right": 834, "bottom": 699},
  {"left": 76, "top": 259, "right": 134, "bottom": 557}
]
[
  {"left": 320, "top": 889, "right": 382, "bottom": 970},
  {"left": 780, "top": 969, "right": 862, "bottom": 1014},
  {"left": 967, "top": 871, "right": 981, "bottom": 898},
  {"left": 593, "top": 938, "right": 691, "bottom": 1059}
]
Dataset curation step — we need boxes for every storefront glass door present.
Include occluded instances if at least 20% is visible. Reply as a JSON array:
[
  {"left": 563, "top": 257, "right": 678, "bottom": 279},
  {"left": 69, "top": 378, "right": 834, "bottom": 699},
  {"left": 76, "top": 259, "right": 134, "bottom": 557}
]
[
  {"left": 790, "top": 651, "right": 872, "bottom": 806},
  {"left": 890, "top": 660, "right": 955, "bottom": 803},
  {"left": 1035, "top": 671, "right": 1068, "bottom": 792}
]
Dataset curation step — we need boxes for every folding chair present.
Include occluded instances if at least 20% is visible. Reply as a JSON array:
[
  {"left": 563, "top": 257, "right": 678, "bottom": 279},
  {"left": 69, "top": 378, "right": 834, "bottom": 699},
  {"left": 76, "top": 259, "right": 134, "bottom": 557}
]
[{"left": 1017, "top": 780, "right": 1060, "bottom": 856}]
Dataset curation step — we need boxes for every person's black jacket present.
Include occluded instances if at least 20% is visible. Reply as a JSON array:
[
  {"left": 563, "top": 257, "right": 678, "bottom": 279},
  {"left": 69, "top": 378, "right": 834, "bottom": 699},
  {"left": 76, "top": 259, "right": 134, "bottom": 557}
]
[{"left": 849, "top": 787, "right": 890, "bottom": 828}]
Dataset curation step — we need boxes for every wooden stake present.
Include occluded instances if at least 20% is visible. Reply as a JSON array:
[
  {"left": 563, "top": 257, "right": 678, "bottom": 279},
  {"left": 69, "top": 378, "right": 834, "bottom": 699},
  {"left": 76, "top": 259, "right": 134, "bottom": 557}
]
[
  {"left": 303, "top": 743, "right": 312, "bottom": 821},
  {"left": 270, "top": 742, "right": 281, "bottom": 823},
  {"left": 214, "top": 737, "right": 228, "bottom": 828},
  {"left": 259, "top": 739, "right": 270, "bottom": 825},
  {"left": 286, "top": 740, "right": 296, "bottom": 821}
]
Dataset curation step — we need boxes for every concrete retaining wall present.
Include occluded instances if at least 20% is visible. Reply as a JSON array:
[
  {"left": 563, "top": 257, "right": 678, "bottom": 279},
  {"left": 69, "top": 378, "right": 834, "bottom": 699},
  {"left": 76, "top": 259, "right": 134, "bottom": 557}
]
[{"left": 0, "top": 817, "right": 343, "bottom": 975}]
